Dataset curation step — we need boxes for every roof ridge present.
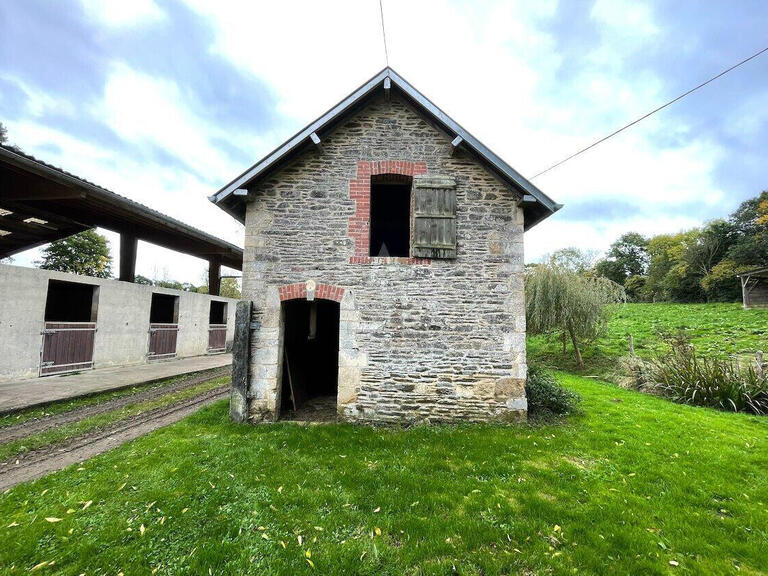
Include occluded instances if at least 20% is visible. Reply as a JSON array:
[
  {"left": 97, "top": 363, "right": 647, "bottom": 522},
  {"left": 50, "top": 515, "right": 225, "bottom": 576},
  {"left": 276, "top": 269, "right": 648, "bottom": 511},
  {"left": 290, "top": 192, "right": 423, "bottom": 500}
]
[{"left": 210, "top": 67, "right": 561, "bottom": 229}]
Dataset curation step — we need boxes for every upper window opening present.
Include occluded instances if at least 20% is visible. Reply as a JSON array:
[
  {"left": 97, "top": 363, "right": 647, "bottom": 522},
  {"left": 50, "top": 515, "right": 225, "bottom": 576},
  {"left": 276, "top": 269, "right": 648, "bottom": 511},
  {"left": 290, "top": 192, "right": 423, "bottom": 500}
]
[
  {"left": 209, "top": 301, "right": 228, "bottom": 325},
  {"left": 45, "top": 280, "right": 99, "bottom": 322},
  {"left": 369, "top": 174, "right": 412, "bottom": 257},
  {"left": 150, "top": 293, "right": 179, "bottom": 324}
]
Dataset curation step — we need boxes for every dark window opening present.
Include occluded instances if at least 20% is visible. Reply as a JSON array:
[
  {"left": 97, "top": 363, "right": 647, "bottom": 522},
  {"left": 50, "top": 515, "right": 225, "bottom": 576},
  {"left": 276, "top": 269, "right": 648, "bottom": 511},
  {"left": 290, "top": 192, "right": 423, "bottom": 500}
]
[
  {"left": 44, "top": 280, "right": 98, "bottom": 322},
  {"left": 209, "top": 301, "right": 228, "bottom": 325},
  {"left": 150, "top": 293, "right": 179, "bottom": 323},
  {"left": 279, "top": 299, "right": 340, "bottom": 419},
  {"left": 369, "top": 174, "right": 412, "bottom": 257}
]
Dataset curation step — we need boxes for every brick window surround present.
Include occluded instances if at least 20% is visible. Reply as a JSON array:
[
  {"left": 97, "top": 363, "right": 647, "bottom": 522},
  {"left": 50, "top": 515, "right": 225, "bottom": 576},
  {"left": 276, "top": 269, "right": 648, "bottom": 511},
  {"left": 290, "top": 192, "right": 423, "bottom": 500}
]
[
  {"left": 348, "top": 160, "right": 430, "bottom": 264},
  {"left": 278, "top": 282, "right": 344, "bottom": 303}
]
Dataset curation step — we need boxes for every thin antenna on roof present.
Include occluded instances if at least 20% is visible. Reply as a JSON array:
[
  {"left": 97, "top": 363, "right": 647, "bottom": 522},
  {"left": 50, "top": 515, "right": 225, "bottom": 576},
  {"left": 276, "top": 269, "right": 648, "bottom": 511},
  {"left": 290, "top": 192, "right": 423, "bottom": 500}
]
[{"left": 378, "top": 0, "right": 390, "bottom": 67}]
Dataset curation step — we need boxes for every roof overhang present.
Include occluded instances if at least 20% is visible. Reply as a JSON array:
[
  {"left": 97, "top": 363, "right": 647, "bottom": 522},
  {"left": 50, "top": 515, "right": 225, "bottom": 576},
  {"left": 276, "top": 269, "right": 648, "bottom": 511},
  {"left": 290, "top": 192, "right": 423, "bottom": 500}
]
[
  {"left": 210, "top": 67, "right": 561, "bottom": 230},
  {"left": 737, "top": 266, "right": 768, "bottom": 278},
  {"left": 0, "top": 145, "right": 243, "bottom": 270}
]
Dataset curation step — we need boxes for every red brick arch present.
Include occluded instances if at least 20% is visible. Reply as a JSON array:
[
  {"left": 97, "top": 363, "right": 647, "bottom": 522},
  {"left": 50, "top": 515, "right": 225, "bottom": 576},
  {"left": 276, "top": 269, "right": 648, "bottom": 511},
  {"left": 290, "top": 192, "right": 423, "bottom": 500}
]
[
  {"left": 348, "top": 160, "right": 427, "bottom": 261},
  {"left": 277, "top": 282, "right": 345, "bottom": 303}
]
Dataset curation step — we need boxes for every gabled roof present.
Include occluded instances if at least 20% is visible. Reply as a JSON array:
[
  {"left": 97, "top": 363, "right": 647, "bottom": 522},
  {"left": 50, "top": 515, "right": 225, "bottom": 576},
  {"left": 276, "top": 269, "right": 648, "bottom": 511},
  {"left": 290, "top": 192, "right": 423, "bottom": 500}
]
[
  {"left": 0, "top": 144, "right": 243, "bottom": 269},
  {"left": 210, "top": 67, "right": 561, "bottom": 230}
]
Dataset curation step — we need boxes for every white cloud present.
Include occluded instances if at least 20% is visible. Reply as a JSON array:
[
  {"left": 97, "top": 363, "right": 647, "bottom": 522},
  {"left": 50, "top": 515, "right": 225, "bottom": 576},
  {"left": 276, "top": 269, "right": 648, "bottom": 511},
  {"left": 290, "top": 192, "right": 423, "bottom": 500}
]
[
  {"left": 182, "top": 0, "right": 384, "bottom": 121},
  {"left": 590, "top": 0, "right": 659, "bottom": 39},
  {"left": 179, "top": 0, "right": 727, "bottom": 262},
  {"left": 100, "top": 63, "right": 248, "bottom": 184},
  {"left": 0, "top": 75, "right": 75, "bottom": 118},
  {"left": 77, "top": 0, "right": 165, "bottom": 27},
  {"left": 6, "top": 0, "right": 734, "bottom": 276}
]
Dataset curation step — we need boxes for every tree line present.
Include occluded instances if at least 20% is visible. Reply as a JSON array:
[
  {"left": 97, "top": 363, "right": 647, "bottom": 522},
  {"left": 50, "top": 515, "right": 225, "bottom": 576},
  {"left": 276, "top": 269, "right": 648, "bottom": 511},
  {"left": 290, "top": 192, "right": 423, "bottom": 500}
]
[{"left": 557, "top": 190, "right": 768, "bottom": 303}]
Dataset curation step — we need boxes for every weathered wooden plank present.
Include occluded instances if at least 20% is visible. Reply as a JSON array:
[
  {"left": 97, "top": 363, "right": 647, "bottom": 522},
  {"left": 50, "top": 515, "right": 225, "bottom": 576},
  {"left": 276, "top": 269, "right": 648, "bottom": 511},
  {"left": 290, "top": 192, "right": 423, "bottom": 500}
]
[{"left": 412, "top": 177, "right": 457, "bottom": 259}]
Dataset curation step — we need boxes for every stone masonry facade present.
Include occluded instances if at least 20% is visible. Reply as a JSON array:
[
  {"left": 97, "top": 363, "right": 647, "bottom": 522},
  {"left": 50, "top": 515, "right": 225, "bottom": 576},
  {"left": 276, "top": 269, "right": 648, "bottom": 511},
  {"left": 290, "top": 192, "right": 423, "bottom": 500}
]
[{"left": 241, "top": 92, "right": 527, "bottom": 424}]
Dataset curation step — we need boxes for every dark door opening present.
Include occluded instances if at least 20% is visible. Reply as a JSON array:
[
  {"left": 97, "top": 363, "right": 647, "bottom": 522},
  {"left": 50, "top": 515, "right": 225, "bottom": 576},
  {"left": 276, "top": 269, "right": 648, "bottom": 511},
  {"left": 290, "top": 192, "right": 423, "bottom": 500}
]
[
  {"left": 369, "top": 174, "right": 412, "bottom": 257},
  {"left": 150, "top": 293, "right": 179, "bottom": 323},
  {"left": 148, "top": 293, "right": 179, "bottom": 358},
  {"left": 45, "top": 280, "right": 99, "bottom": 322},
  {"left": 280, "top": 299, "right": 340, "bottom": 421},
  {"left": 208, "top": 301, "right": 228, "bottom": 353},
  {"left": 41, "top": 280, "right": 99, "bottom": 376}
]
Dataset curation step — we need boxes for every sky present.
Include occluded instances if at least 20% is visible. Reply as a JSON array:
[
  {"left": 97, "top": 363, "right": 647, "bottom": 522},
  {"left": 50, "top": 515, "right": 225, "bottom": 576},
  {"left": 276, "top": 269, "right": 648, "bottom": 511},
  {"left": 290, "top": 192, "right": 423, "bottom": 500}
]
[{"left": 1, "top": 0, "right": 767, "bottom": 283}]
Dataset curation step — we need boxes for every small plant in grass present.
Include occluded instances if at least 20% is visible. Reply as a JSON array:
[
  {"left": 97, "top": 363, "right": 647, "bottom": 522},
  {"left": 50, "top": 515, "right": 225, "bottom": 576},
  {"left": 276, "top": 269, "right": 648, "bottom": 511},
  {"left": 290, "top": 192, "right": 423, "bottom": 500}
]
[
  {"left": 622, "top": 338, "right": 768, "bottom": 415},
  {"left": 526, "top": 362, "right": 581, "bottom": 418}
]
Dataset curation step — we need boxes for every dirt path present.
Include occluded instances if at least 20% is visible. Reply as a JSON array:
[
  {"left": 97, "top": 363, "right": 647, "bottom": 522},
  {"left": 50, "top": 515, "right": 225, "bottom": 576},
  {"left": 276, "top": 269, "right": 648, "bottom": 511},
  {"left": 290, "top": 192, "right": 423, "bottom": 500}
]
[
  {"left": 0, "top": 367, "right": 229, "bottom": 444},
  {"left": 0, "top": 386, "right": 228, "bottom": 491}
]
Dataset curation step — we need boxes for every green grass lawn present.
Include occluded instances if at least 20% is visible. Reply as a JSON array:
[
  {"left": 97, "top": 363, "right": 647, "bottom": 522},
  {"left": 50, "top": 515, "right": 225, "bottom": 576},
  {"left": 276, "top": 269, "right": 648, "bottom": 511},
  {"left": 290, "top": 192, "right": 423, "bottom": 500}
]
[
  {"left": 2, "top": 374, "right": 767, "bottom": 575},
  {"left": 528, "top": 302, "right": 768, "bottom": 377},
  {"left": 0, "top": 376, "right": 229, "bottom": 463}
]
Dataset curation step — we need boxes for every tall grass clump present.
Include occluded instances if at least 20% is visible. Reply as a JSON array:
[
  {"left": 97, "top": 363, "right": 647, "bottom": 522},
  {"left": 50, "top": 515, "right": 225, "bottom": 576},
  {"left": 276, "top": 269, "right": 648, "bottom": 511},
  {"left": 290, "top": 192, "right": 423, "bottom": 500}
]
[{"left": 624, "top": 338, "right": 768, "bottom": 415}]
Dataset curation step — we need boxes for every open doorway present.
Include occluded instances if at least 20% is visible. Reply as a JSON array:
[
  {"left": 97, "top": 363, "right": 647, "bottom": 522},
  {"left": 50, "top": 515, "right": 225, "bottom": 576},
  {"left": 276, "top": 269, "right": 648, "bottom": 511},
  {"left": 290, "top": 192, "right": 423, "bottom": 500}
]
[
  {"left": 45, "top": 280, "right": 99, "bottom": 322},
  {"left": 279, "top": 299, "right": 340, "bottom": 421}
]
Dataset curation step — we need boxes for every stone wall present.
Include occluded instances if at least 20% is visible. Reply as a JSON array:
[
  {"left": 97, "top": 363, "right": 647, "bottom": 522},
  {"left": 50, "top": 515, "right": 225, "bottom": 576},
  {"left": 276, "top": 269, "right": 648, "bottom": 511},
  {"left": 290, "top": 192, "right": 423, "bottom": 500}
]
[{"left": 241, "top": 92, "right": 527, "bottom": 424}]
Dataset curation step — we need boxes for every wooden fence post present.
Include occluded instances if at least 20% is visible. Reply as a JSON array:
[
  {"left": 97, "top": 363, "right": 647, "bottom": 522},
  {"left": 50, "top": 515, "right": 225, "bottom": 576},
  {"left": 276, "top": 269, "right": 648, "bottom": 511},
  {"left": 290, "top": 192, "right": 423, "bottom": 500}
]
[{"left": 230, "top": 300, "right": 252, "bottom": 423}]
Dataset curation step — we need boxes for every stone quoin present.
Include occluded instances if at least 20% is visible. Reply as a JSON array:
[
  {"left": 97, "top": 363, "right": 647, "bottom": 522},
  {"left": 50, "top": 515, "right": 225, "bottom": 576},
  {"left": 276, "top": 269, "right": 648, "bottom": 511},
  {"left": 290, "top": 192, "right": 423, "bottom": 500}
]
[{"left": 211, "top": 67, "right": 561, "bottom": 424}]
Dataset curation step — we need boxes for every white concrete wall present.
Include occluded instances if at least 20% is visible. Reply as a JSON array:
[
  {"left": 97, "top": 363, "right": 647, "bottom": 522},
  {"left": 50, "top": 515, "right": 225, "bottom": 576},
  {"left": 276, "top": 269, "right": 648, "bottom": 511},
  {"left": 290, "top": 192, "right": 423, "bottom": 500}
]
[{"left": 0, "top": 264, "right": 237, "bottom": 381}]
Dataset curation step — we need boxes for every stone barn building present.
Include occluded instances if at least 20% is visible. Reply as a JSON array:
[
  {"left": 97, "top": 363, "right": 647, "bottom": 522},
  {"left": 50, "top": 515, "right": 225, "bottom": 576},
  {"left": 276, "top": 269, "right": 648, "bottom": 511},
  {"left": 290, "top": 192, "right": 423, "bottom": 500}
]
[{"left": 212, "top": 68, "right": 560, "bottom": 424}]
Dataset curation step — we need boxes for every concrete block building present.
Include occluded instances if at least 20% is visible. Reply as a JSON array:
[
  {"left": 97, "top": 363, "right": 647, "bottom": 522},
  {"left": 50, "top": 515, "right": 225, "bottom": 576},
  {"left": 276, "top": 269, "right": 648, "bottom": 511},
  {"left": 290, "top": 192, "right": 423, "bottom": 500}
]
[
  {"left": 0, "top": 264, "right": 237, "bottom": 381},
  {"left": 213, "top": 68, "right": 560, "bottom": 424}
]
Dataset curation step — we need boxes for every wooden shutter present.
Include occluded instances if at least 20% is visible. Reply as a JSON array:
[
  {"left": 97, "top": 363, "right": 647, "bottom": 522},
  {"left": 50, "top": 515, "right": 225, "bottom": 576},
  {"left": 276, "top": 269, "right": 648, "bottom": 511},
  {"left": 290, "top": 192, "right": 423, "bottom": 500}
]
[{"left": 412, "top": 175, "right": 457, "bottom": 259}]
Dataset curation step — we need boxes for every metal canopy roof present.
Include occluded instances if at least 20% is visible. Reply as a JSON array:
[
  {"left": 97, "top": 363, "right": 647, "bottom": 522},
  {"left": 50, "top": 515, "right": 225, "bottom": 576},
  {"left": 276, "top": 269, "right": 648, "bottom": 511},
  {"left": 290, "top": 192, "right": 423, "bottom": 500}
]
[
  {"left": 0, "top": 144, "right": 242, "bottom": 270},
  {"left": 210, "top": 67, "right": 561, "bottom": 230},
  {"left": 736, "top": 266, "right": 768, "bottom": 278}
]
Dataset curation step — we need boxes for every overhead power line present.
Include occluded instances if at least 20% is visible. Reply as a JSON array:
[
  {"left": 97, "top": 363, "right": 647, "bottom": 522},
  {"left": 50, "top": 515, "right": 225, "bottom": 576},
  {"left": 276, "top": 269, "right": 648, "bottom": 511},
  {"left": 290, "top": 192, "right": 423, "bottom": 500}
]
[
  {"left": 531, "top": 44, "right": 768, "bottom": 179},
  {"left": 379, "top": 0, "right": 389, "bottom": 67}
]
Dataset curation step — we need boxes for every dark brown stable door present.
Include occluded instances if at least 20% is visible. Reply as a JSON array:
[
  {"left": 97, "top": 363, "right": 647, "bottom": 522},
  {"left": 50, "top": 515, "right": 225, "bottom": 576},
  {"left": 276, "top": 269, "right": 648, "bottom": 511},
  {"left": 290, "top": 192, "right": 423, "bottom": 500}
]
[
  {"left": 148, "top": 323, "right": 179, "bottom": 358},
  {"left": 40, "top": 322, "right": 97, "bottom": 376},
  {"left": 207, "top": 325, "right": 227, "bottom": 352}
]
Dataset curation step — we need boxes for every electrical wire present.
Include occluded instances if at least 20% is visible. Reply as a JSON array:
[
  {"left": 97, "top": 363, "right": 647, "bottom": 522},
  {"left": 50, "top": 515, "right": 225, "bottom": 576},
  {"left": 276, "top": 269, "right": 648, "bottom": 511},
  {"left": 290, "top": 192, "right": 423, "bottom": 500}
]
[
  {"left": 379, "top": 0, "right": 389, "bottom": 67},
  {"left": 531, "top": 44, "right": 768, "bottom": 179}
]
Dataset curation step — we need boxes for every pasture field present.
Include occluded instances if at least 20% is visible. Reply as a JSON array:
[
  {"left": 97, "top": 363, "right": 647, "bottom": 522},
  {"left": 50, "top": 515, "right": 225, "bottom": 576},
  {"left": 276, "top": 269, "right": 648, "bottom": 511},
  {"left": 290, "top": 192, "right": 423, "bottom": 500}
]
[{"left": 528, "top": 302, "right": 768, "bottom": 376}]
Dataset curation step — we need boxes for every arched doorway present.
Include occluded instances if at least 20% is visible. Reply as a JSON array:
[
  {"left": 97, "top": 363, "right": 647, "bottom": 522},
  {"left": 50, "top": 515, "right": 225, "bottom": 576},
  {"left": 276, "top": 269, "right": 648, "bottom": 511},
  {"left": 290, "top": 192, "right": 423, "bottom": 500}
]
[{"left": 278, "top": 297, "right": 340, "bottom": 421}]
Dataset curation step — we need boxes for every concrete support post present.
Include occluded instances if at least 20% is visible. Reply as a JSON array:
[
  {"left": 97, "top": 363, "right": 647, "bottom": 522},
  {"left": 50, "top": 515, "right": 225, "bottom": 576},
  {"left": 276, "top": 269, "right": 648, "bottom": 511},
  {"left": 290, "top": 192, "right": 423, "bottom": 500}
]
[
  {"left": 119, "top": 233, "right": 137, "bottom": 283},
  {"left": 230, "top": 299, "right": 252, "bottom": 422},
  {"left": 209, "top": 257, "right": 221, "bottom": 296}
]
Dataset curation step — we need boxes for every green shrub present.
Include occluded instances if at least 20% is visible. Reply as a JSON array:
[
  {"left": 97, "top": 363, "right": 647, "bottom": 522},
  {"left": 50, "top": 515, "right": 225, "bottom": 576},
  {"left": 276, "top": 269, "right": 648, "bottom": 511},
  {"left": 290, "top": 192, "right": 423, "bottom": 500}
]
[
  {"left": 623, "top": 339, "right": 768, "bottom": 415},
  {"left": 526, "top": 363, "right": 581, "bottom": 417}
]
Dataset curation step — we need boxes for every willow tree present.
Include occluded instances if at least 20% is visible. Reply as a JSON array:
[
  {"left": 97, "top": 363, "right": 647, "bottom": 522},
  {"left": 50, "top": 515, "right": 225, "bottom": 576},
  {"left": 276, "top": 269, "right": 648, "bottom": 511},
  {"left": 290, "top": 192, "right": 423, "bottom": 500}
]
[{"left": 525, "top": 264, "right": 625, "bottom": 368}]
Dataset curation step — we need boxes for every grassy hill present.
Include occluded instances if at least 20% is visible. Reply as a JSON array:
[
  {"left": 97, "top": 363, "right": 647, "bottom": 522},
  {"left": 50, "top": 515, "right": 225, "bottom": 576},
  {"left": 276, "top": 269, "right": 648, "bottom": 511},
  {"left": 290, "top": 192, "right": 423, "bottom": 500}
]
[
  {"left": 2, "top": 375, "right": 767, "bottom": 575},
  {"left": 528, "top": 302, "right": 768, "bottom": 377}
]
